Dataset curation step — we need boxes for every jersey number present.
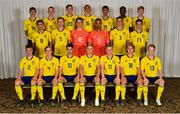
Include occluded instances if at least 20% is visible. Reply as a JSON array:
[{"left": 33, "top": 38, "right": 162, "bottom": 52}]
[{"left": 28, "top": 65, "right": 31, "bottom": 70}]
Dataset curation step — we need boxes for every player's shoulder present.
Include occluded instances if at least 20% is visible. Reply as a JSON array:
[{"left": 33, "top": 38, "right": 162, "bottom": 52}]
[
  {"left": 52, "top": 56, "right": 59, "bottom": 62},
  {"left": 20, "top": 56, "right": 27, "bottom": 62},
  {"left": 93, "top": 55, "right": 99, "bottom": 59},
  {"left": 73, "top": 55, "right": 79, "bottom": 60},
  {"left": 40, "top": 57, "right": 46, "bottom": 62},
  {"left": 44, "top": 30, "right": 51, "bottom": 35},
  {"left": 100, "top": 55, "right": 106, "bottom": 59},
  {"left": 154, "top": 56, "right": 161, "bottom": 61},
  {"left": 141, "top": 56, "right": 148, "bottom": 61},
  {"left": 133, "top": 55, "right": 140, "bottom": 60},
  {"left": 113, "top": 55, "right": 119, "bottom": 60},
  {"left": 33, "top": 56, "right": 39, "bottom": 61}
]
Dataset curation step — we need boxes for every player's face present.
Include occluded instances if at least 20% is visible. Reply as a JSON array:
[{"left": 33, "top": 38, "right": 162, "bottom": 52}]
[
  {"left": 148, "top": 47, "right": 155, "bottom": 56},
  {"left": 29, "top": 10, "right": 36, "bottom": 17},
  {"left": 102, "top": 8, "right": 109, "bottom": 16},
  {"left": 137, "top": 9, "right": 144, "bottom": 16},
  {"left": 106, "top": 47, "right": 113, "bottom": 55},
  {"left": 120, "top": 8, "right": 126, "bottom": 15},
  {"left": 136, "top": 21, "right": 142, "bottom": 30},
  {"left": 48, "top": 8, "right": 55, "bottom": 16},
  {"left": 84, "top": 5, "right": 91, "bottom": 14},
  {"left": 57, "top": 19, "right": 65, "bottom": 27},
  {"left": 127, "top": 46, "right": 134, "bottom": 55},
  {"left": 37, "top": 22, "right": 44, "bottom": 31},
  {"left": 76, "top": 19, "right": 83, "bottom": 28},
  {"left": 67, "top": 47, "right": 73, "bottom": 55},
  {"left": 26, "top": 48, "right": 33, "bottom": 56},
  {"left": 45, "top": 48, "right": 52, "bottom": 57},
  {"left": 116, "top": 18, "right": 123, "bottom": 27},
  {"left": 94, "top": 20, "right": 102, "bottom": 30},
  {"left": 86, "top": 46, "right": 93, "bottom": 55},
  {"left": 66, "top": 6, "right": 73, "bottom": 14}
]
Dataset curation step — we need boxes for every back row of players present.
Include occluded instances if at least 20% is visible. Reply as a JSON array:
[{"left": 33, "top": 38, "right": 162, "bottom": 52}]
[{"left": 15, "top": 4, "right": 164, "bottom": 108}]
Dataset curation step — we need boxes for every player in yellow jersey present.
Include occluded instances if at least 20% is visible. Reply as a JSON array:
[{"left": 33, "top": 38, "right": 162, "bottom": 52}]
[
  {"left": 141, "top": 44, "right": 165, "bottom": 106},
  {"left": 133, "top": 6, "right": 150, "bottom": 32},
  {"left": 100, "top": 44, "right": 120, "bottom": 106},
  {"left": 79, "top": 45, "right": 100, "bottom": 107},
  {"left": 37, "top": 46, "right": 59, "bottom": 107},
  {"left": 24, "top": 7, "right": 39, "bottom": 45},
  {"left": 80, "top": 5, "right": 96, "bottom": 32},
  {"left": 120, "top": 43, "right": 143, "bottom": 106},
  {"left": 101, "top": 5, "right": 114, "bottom": 32},
  {"left": 110, "top": 17, "right": 130, "bottom": 58},
  {"left": 130, "top": 19, "right": 148, "bottom": 59},
  {"left": 15, "top": 45, "right": 39, "bottom": 108},
  {"left": 58, "top": 43, "right": 80, "bottom": 106},
  {"left": 52, "top": 17, "right": 70, "bottom": 59},
  {"left": 32, "top": 20, "right": 52, "bottom": 58},
  {"left": 44, "top": 7, "right": 57, "bottom": 33},
  {"left": 62, "top": 4, "right": 77, "bottom": 31}
]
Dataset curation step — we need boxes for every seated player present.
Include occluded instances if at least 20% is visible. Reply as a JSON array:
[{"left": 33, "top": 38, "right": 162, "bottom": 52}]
[
  {"left": 37, "top": 46, "right": 59, "bottom": 107},
  {"left": 79, "top": 44, "right": 100, "bottom": 107},
  {"left": 32, "top": 20, "right": 52, "bottom": 58},
  {"left": 141, "top": 44, "right": 165, "bottom": 106},
  {"left": 15, "top": 44, "right": 39, "bottom": 108},
  {"left": 70, "top": 17, "right": 89, "bottom": 57},
  {"left": 52, "top": 17, "right": 70, "bottom": 59},
  {"left": 100, "top": 44, "right": 120, "bottom": 106},
  {"left": 58, "top": 43, "right": 80, "bottom": 106},
  {"left": 80, "top": 4, "right": 96, "bottom": 32},
  {"left": 120, "top": 43, "right": 143, "bottom": 106}
]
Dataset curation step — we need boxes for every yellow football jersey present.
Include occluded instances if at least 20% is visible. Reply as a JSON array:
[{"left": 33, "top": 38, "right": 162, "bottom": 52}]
[
  {"left": 80, "top": 15, "right": 96, "bottom": 32},
  {"left": 43, "top": 17, "right": 57, "bottom": 33},
  {"left": 114, "top": 16, "right": 132, "bottom": 30},
  {"left": 60, "top": 55, "right": 79, "bottom": 75},
  {"left": 133, "top": 17, "right": 150, "bottom": 32},
  {"left": 32, "top": 31, "right": 52, "bottom": 58},
  {"left": 62, "top": 15, "right": 77, "bottom": 31},
  {"left": 141, "top": 56, "right": 162, "bottom": 77},
  {"left": 100, "top": 55, "right": 119, "bottom": 75},
  {"left": 80, "top": 55, "right": 99, "bottom": 76},
  {"left": 130, "top": 31, "right": 148, "bottom": 58},
  {"left": 24, "top": 18, "right": 39, "bottom": 40},
  {"left": 19, "top": 56, "right": 39, "bottom": 76},
  {"left": 39, "top": 57, "right": 59, "bottom": 76},
  {"left": 101, "top": 17, "right": 114, "bottom": 32},
  {"left": 52, "top": 29, "right": 70, "bottom": 56},
  {"left": 120, "top": 55, "right": 140, "bottom": 76},
  {"left": 110, "top": 28, "right": 130, "bottom": 55}
]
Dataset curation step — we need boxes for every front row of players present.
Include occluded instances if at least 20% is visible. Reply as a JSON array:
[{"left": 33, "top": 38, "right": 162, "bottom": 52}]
[{"left": 15, "top": 43, "right": 165, "bottom": 108}]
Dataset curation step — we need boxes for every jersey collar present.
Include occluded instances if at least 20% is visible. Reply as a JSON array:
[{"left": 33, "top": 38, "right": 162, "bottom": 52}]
[
  {"left": 45, "top": 56, "right": 53, "bottom": 61},
  {"left": 26, "top": 56, "right": 34, "bottom": 60},
  {"left": 147, "top": 56, "right": 155, "bottom": 60}
]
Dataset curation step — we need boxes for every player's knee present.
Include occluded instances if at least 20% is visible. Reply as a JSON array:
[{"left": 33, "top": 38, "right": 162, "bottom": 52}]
[
  {"left": 159, "top": 79, "right": 165, "bottom": 86},
  {"left": 137, "top": 79, "right": 143, "bottom": 86},
  {"left": 31, "top": 80, "right": 36, "bottom": 86},
  {"left": 94, "top": 77, "right": 100, "bottom": 84},
  {"left": 80, "top": 77, "right": 86, "bottom": 84},
  {"left": 101, "top": 78, "right": 107, "bottom": 85},
  {"left": 15, "top": 80, "right": 21, "bottom": 86},
  {"left": 121, "top": 79, "right": 127, "bottom": 85},
  {"left": 143, "top": 80, "right": 149, "bottom": 86}
]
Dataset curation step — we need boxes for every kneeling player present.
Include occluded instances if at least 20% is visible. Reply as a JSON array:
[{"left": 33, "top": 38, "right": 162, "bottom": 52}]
[
  {"left": 15, "top": 45, "right": 39, "bottom": 108},
  {"left": 141, "top": 44, "right": 165, "bottom": 106},
  {"left": 37, "top": 46, "right": 59, "bottom": 107},
  {"left": 100, "top": 44, "right": 120, "bottom": 106},
  {"left": 58, "top": 43, "right": 80, "bottom": 106},
  {"left": 79, "top": 44, "right": 100, "bottom": 106},
  {"left": 120, "top": 43, "right": 143, "bottom": 106}
]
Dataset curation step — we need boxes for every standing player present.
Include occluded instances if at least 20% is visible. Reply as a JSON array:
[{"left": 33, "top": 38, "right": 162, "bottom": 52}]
[
  {"left": 62, "top": 4, "right": 77, "bottom": 31},
  {"left": 32, "top": 20, "right": 52, "bottom": 58},
  {"left": 88, "top": 18, "right": 110, "bottom": 57},
  {"left": 52, "top": 17, "right": 70, "bottom": 59},
  {"left": 100, "top": 44, "right": 120, "bottom": 106},
  {"left": 133, "top": 6, "right": 150, "bottom": 32},
  {"left": 80, "top": 4, "right": 96, "bottom": 32},
  {"left": 70, "top": 17, "right": 89, "bottom": 57},
  {"left": 44, "top": 7, "right": 57, "bottom": 33},
  {"left": 24, "top": 7, "right": 39, "bottom": 45},
  {"left": 120, "top": 43, "right": 143, "bottom": 106},
  {"left": 101, "top": 5, "right": 114, "bottom": 32},
  {"left": 58, "top": 43, "right": 80, "bottom": 106},
  {"left": 141, "top": 44, "right": 165, "bottom": 106},
  {"left": 37, "top": 46, "right": 59, "bottom": 107},
  {"left": 79, "top": 45, "right": 100, "bottom": 107},
  {"left": 15, "top": 45, "right": 39, "bottom": 108},
  {"left": 130, "top": 19, "right": 148, "bottom": 59},
  {"left": 110, "top": 17, "right": 130, "bottom": 58}
]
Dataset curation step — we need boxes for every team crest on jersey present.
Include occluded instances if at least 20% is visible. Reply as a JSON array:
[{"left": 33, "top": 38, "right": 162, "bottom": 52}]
[
  {"left": 155, "top": 61, "right": 158, "bottom": 65},
  {"left": 64, "top": 33, "right": 66, "bottom": 36},
  {"left": 91, "top": 18, "right": 94, "bottom": 22},
  {"left": 72, "top": 59, "right": 75, "bottom": 63},
  {"left": 115, "top": 33, "right": 117, "bottom": 35},
  {"left": 32, "top": 61, "right": 35, "bottom": 65},
  {"left": 93, "top": 59, "right": 96, "bottom": 62},
  {"left": 44, "top": 35, "right": 47, "bottom": 38},
  {"left": 147, "top": 63, "right": 149, "bottom": 65},
  {"left": 56, "top": 34, "right": 58, "bottom": 36},
  {"left": 112, "top": 60, "right": 115, "bottom": 64},
  {"left": 51, "top": 62, "right": 54, "bottom": 66},
  {"left": 133, "top": 59, "right": 136, "bottom": 63},
  {"left": 126, "top": 19, "right": 129, "bottom": 23},
  {"left": 84, "top": 60, "right": 86, "bottom": 62},
  {"left": 142, "top": 34, "right": 145, "bottom": 38},
  {"left": 123, "top": 32, "right": 126, "bottom": 35}
]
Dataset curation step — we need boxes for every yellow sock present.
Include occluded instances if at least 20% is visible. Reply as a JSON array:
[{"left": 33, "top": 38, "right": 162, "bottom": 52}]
[
  {"left": 31, "top": 85, "right": 37, "bottom": 100},
  {"left": 95, "top": 85, "right": 100, "bottom": 100},
  {"left": 58, "top": 83, "right": 66, "bottom": 100},
  {"left": 115, "top": 85, "right": 121, "bottom": 100},
  {"left": 15, "top": 86, "right": 23, "bottom": 100},
  {"left": 72, "top": 83, "right": 80, "bottom": 100},
  {"left": 37, "top": 86, "right": 44, "bottom": 100},
  {"left": 143, "top": 86, "right": 148, "bottom": 100},
  {"left": 121, "top": 85, "right": 126, "bottom": 100},
  {"left": 137, "top": 85, "right": 143, "bottom": 100},
  {"left": 52, "top": 85, "right": 58, "bottom": 100},
  {"left": 80, "top": 84, "right": 85, "bottom": 100},
  {"left": 100, "top": 85, "right": 106, "bottom": 101},
  {"left": 157, "top": 86, "right": 164, "bottom": 100}
]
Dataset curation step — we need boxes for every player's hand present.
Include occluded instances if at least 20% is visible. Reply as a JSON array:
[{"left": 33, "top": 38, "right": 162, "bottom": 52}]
[
  {"left": 114, "top": 77, "right": 120, "bottom": 85},
  {"left": 101, "top": 77, "right": 107, "bottom": 85}
]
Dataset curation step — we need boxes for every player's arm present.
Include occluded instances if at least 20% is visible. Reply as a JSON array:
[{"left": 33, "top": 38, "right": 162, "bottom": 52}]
[
  {"left": 120, "top": 66, "right": 126, "bottom": 80},
  {"left": 38, "top": 68, "right": 43, "bottom": 80},
  {"left": 137, "top": 66, "right": 141, "bottom": 79},
  {"left": 100, "top": 63, "right": 105, "bottom": 78},
  {"left": 17, "top": 68, "right": 23, "bottom": 80},
  {"left": 79, "top": 64, "right": 84, "bottom": 78},
  {"left": 96, "top": 64, "right": 100, "bottom": 78},
  {"left": 116, "top": 64, "right": 120, "bottom": 78},
  {"left": 24, "top": 21, "right": 28, "bottom": 37}
]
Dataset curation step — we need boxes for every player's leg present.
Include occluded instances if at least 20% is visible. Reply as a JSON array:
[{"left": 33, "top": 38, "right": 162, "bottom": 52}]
[
  {"left": 51, "top": 76, "right": 58, "bottom": 106},
  {"left": 100, "top": 76, "right": 108, "bottom": 106},
  {"left": 94, "top": 76, "right": 100, "bottom": 106},
  {"left": 120, "top": 76, "right": 127, "bottom": 106},
  {"left": 30, "top": 77, "right": 37, "bottom": 107},
  {"left": 79, "top": 76, "right": 86, "bottom": 107},
  {"left": 114, "top": 76, "right": 121, "bottom": 107},
  {"left": 37, "top": 77, "right": 45, "bottom": 107},
  {"left": 143, "top": 77, "right": 150, "bottom": 106},
  {"left": 136, "top": 76, "right": 143, "bottom": 106},
  {"left": 155, "top": 77, "right": 165, "bottom": 106},
  {"left": 58, "top": 76, "right": 66, "bottom": 106}
]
